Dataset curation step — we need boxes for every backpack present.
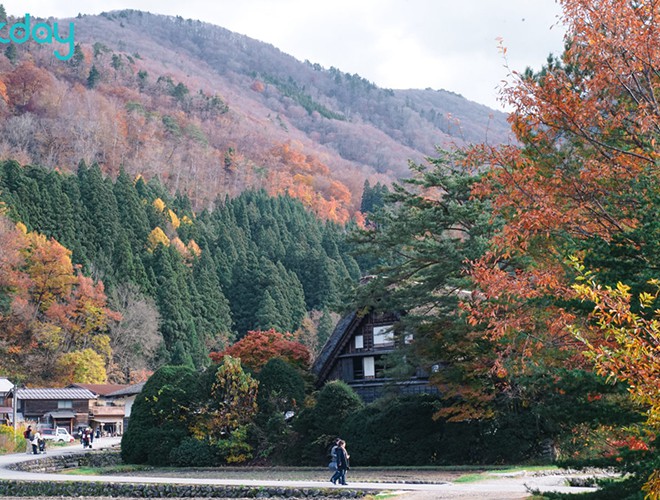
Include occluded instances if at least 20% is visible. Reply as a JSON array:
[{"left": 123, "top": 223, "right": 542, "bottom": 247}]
[{"left": 23, "top": 429, "right": 30, "bottom": 439}]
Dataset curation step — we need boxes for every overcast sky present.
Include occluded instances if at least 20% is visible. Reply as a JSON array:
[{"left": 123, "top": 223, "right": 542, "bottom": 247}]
[{"left": 3, "top": 0, "right": 566, "bottom": 110}]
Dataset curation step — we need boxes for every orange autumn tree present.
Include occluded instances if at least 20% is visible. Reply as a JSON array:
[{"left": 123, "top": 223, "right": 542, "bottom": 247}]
[
  {"left": 468, "top": 0, "right": 660, "bottom": 378},
  {"left": 466, "top": 0, "right": 660, "bottom": 495},
  {"left": 0, "top": 217, "right": 119, "bottom": 384},
  {"left": 210, "top": 329, "right": 311, "bottom": 372}
]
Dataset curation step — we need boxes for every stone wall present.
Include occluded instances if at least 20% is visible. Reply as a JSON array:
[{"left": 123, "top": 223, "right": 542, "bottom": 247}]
[
  {"left": 10, "top": 450, "right": 123, "bottom": 472},
  {"left": 0, "top": 480, "right": 364, "bottom": 498}
]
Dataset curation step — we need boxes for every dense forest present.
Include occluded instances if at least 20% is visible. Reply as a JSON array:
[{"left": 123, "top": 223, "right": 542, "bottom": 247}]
[{"left": 0, "top": 159, "right": 359, "bottom": 384}]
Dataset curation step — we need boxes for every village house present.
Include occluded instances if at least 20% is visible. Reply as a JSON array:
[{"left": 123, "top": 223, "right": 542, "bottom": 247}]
[
  {"left": 104, "top": 382, "right": 145, "bottom": 432},
  {"left": 67, "top": 383, "right": 130, "bottom": 436},
  {"left": 0, "top": 378, "right": 14, "bottom": 426},
  {"left": 3, "top": 382, "right": 145, "bottom": 435},
  {"left": 312, "top": 309, "right": 439, "bottom": 402},
  {"left": 6, "top": 387, "right": 97, "bottom": 433}
]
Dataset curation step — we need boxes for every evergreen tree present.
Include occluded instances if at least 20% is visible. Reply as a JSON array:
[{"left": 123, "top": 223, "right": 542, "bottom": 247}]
[
  {"left": 317, "top": 308, "right": 335, "bottom": 347},
  {"left": 77, "top": 164, "right": 122, "bottom": 276},
  {"left": 360, "top": 180, "right": 389, "bottom": 214},
  {"left": 151, "top": 246, "right": 195, "bottom": 362},
  {"left": 111, "top": 230, "right": 137, "bottom": 287},
  {"left": 113, "top": 168, "right": 150, "bottom": 248},
  {"left": 191, "top": 246, "right": 233, "bottom": 346},
  {"left": 352, "top": 151, "right": 502, "bottom": 423},
  {"left": 70, "top": 43, "right": 85, "bottom": 68},
  {"left": 86, "top": 65, "right": 100, "bottom": 88},
  {"left": 4, "top": 44, "right": 17, "bottom": 64},
  {"left": 255, "top": 290, "right": 282, "bottom": 331}
]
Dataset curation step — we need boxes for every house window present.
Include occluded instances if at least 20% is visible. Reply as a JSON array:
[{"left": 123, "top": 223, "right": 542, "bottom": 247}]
[
  {"left": 363, "top": 356, "right": 375, "bottom": 378},
  {"left": 355, "top": 334, "right": 364, "bottom": 349},
  {"left": 58, "top": 400, "right": 73, "bottom": 409},
  {"left": 353, "top": 357, "right": 364, "bottom": 380},
  {"left": 373, "top": 325, "right": 394, "bottom": 346}
]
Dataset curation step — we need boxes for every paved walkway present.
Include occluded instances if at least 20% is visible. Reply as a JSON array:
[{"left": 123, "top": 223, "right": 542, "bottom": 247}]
[{"left": 0, "top": 438, "right": 599, "bottom": 498}]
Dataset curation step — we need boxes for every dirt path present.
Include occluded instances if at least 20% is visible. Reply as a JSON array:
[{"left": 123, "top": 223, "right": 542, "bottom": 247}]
[{"left": 0, "top": 440, "right": 598, "bottom": 499}]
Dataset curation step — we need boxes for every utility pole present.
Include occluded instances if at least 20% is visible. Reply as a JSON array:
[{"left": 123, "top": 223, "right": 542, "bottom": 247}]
[{"left": 12, "top": 383, "right": 17, "bottom": 436}]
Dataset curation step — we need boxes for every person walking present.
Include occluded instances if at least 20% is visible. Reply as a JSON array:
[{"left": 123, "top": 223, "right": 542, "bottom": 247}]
[
  {"left": 329, "top": 438, "right": 341, "bottom": 484},
  {"left": 31, "top": 430, "right": 41, "bottom": 454},
  {"left": 335, "top": 439, "right": 350, "bottom": 485},
  {"left": 23, "top": 425, "right": 33, "bottom": 454}
]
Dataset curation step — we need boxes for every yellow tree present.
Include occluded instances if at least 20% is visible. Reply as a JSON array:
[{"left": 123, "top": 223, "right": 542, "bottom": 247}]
[
  {"left": 192, "top": 356, "right": 258, "bottom": 463},
  {"left": 54, "top": 348, "right": 107, "bottom": 384}
]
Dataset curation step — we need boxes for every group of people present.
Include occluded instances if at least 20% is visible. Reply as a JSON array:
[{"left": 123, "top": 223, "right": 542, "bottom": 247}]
[
  {"left": 328, "top": 438, "right": 350, "bottom": 485},
  {"left": 23, "top": 425, "right": 45, "bottom": 454}
]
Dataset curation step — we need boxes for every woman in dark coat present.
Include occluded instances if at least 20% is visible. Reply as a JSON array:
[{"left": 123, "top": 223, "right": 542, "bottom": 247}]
[{"left": 335, "top": 439, "right": 350, "bottom": 485}]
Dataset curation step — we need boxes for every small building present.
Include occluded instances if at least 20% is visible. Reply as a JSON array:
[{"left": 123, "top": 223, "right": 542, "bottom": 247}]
[
  {"left": 68, "top": 383, "right": 130, "bottom": 436},
  {"left": 7, "top": 387, "right": 96, "bottom": 432},
  {"left": 106, "top": 382, "right": 145, "bottom": 432},
  {"left": 0, "top": 378, "right": 14, "bottom": 425},
  {"left": 312, "top": 310, "right": 439, "bottom": 403}
]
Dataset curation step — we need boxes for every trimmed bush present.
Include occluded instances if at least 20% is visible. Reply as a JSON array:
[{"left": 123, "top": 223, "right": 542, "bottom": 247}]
[
  {"left": 342, "top": 394, "right": 445, "bottom": 466},
  {"left": 169, "top": 437, "right": 216, "bottom": 467},
  {"left": 121, "top": 365, "right": 199, "bottom": 464},
  {"left": 292, "top": 380, "right": 364, "bottom": 464}
]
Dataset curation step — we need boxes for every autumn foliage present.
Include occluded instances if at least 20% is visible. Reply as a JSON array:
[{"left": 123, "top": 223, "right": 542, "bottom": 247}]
[
  {"left": 462, "top": 0, "right": 660, "bottom": 495},
  {"left": 0, "top": 215, "right": 119, "bottom": 385},
  {"left": 210, "top": 329, "right": 311, "bottom": 372},
  {"left": 465, "top": 0, "right": 660, "bottom": 377}
]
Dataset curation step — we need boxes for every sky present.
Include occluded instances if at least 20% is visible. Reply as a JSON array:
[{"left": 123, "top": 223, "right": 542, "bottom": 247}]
[{"left": 2, "top": 0, "right": 567, "bottom": 110}]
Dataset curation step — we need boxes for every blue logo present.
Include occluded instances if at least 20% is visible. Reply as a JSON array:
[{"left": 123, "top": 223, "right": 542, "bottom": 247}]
[{"left": 0, "top": 14, "right": 75, "bottom": 61}]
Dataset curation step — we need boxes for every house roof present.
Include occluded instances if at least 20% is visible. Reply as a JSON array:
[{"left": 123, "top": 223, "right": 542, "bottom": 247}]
[
  {"left": 15, "top": 388, "right": 96, "bottom": 400},
  {"left": 312, "top": 310, "right": 360, "bottom": 384},
  {"left": 44, "top": 410, "right": 76, "bottom": 419},
  {"left": 68, "top": 383, "right": 130, "bottom": 396},
  {"left": 0, "top": 378, "right": 14, "bottom": 392},
  {"left": 107, "top": 381, "right": 145, "bottom": 397}
]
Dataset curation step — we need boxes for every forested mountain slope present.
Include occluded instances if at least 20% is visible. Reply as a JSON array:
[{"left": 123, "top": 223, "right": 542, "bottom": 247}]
[
  {"left": 0, "top": 9, "right": 511, "bottom": 221},
  {"left": 0, "top": 160, "right": 354, "bottom": 383}
]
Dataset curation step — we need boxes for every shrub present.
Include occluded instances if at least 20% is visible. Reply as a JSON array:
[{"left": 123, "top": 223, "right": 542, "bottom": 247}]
[
  {"left": 292, "top": 380, "right": 363, "bottom": 464},
  {"left": 342, "top": 394, "right": 445, "bottom": 466},
  {"left": 250, "top": 358, "right": 306, "bottom": 461},
  {"left": 0, "top": 425, "right": 26, "bottom": 455},
  {"left": 169, "top": 437, "right": 216, "bottom": 467},
  {"left": 121, "top": 365, "right": 198, "bottom": 464},
  {"left": 256, "top": 358, "right": 305, "bottom": 421}
]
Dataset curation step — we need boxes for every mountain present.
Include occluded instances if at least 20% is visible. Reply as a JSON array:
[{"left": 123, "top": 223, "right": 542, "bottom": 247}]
[{"left": 0, "top": 9, "right": 512, "bottom": 221}]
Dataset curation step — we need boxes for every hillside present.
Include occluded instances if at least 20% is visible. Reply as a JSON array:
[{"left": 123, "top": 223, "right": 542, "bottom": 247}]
[{"left": 0, "top": 9, "right": 512, "bottom": 221}]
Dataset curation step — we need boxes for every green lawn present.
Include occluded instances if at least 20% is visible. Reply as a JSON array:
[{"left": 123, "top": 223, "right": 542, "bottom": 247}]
[{"left": 61, "top": 464, "right": 559, "bottom": 484}]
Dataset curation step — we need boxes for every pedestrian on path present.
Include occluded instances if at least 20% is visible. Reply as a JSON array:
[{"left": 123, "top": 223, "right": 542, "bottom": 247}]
[
  {"left": 329, "top": 438, "right": 341, "bottom": 484},
  {"left": 23, "top": 425, "right": 32, "bottom": 454},
  {"left": 31, "top": 431, "right": 41, "bottom": 455},
  {"left": 335, "top": 439, "right": 350, "bottom": 485}
]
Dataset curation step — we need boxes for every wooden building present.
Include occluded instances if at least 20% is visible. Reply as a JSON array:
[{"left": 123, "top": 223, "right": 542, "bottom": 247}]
[
  {"left": 68, "top": 383, "right": 130, "bottom": 436},
  {"left": 312, "top": 310, "right": 439, "bottom": 402},
  {"left": 7, "top": 387, "right": 96, "bottom": 432}
]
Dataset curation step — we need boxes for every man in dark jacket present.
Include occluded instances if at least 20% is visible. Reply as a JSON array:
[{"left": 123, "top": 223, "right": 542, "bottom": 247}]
[{"left": 335, "top": 439, "right": 350, "bottom": 485}]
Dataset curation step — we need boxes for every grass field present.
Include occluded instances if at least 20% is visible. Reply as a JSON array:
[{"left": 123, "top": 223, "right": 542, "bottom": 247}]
[{"left": 62, "top": 464, "right": 559, "bottom": 484}]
